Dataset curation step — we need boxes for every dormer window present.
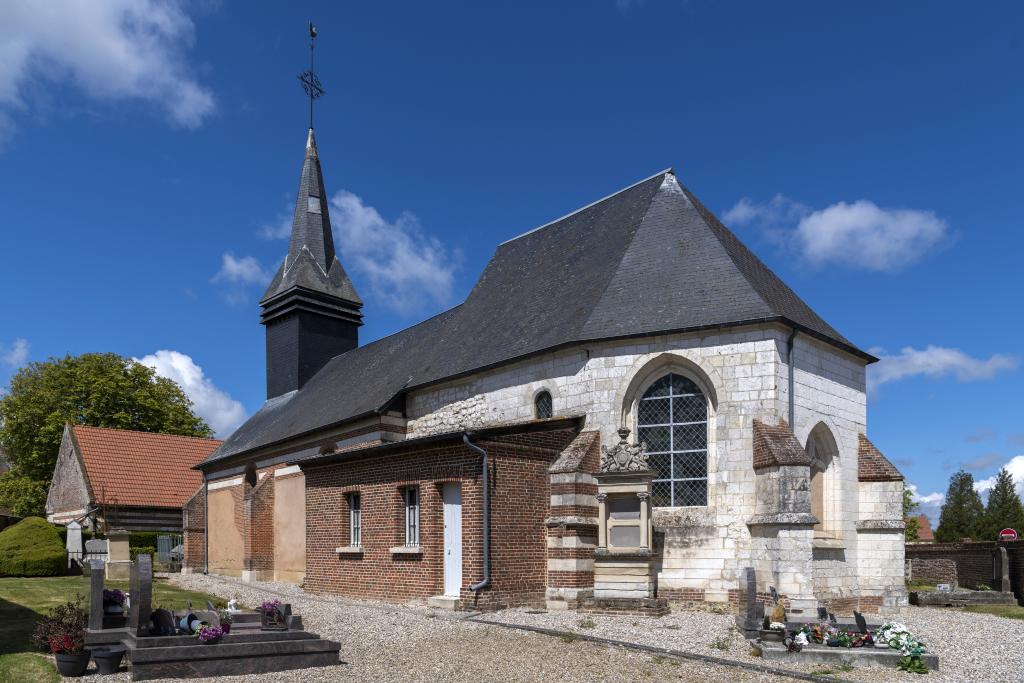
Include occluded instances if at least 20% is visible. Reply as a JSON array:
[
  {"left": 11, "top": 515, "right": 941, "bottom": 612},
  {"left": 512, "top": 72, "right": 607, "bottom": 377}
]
[
  {"left": 307, "top": 196, "right": 321, "bottom": 213},
  {"left": 535, "top": 390, "right": 553, "bottom": 419}
]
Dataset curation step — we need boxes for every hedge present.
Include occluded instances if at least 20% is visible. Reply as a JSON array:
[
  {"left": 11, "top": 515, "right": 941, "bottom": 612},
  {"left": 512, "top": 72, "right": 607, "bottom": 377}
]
[
  {"left": 0, "top": 517, "right": 67, "bottom": 576},
  {"left": 129, "top": 546, "right": 156, "bottom": 561}
]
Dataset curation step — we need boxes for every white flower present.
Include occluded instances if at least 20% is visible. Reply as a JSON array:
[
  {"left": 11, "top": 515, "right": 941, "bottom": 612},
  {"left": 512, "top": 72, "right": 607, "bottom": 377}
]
[
  {"left": 794, "top": 632, "right": 809, "bottom": 646},
  {"left": 769, "top": 621, "right": 787, "bottom": 631}
]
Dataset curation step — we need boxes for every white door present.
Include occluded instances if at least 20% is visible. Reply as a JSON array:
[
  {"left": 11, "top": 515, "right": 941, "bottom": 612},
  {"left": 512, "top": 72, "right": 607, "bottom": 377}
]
[{"left": 442, "top": 483, "right": 463, "bottom": 597}]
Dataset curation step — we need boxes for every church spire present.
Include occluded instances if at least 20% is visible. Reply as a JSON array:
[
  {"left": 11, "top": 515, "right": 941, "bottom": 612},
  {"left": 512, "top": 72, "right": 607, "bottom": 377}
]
[{"left": 260, "top": 25, "right": 362, "bottom": 400}]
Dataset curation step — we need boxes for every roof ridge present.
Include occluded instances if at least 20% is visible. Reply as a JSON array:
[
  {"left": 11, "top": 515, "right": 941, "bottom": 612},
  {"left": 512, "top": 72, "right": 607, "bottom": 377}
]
[
  {"left": 498, "top": 168, "right": 674, "bottom": 246},
  {"left": 72, "top": 424, "right": 222, "bottom": 444}
]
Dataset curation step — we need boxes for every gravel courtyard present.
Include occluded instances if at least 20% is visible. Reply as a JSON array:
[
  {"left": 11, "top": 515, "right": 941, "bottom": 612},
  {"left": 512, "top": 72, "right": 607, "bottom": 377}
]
[{"left": 82, "top": 574, "right": 1022, "bottom": 683}]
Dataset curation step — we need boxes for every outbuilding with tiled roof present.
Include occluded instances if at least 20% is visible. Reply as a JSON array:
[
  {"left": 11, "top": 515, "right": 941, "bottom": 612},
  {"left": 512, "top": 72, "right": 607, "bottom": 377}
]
[{"left": 46, "top": 424, "right": 222, "bottom": 532}]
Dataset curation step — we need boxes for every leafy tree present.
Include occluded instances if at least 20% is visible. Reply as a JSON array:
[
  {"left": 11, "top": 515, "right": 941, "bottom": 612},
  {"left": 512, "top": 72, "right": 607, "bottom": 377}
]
[
  {"left": 0, "top": 353, "right": 211, "bottom": 515},
  {"left": 903, "top": 485, "right": 920, "bottom": 542},
  {"left": 983, "top": 468, "right": 1024, "bottom": 540},
  {"left": 935, "top": 470, "right": 986, "bottom": 542}
]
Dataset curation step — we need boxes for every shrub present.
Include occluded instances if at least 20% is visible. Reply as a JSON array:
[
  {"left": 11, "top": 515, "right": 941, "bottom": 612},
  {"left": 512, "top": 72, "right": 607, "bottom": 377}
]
[
  {"left": 0, "top": 517, "right": 66, "bottom": 576},
  {"left": 31, "top": 595, "right": 87, "bottom": 654},
  {"left": 130, "top": 546, "right": 156, "bottom": 561},
  {"left": 129, "top": 532, "right": 163, "bottom": 549}
]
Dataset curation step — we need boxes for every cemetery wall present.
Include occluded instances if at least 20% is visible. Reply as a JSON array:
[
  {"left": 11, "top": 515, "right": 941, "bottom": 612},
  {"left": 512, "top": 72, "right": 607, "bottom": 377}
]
[
  {"left": 907, "top": 557, "right": 957, "bottom": 586},
  {"left": 906, "top": 540, "right": 1024, "bottom": 599},
  {"left": 302, "top": 429, "right": 574, "bottom": 609}
]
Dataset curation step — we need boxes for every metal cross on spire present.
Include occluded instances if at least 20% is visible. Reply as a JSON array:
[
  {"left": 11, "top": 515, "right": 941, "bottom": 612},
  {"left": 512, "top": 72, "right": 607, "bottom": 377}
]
[{"left": 298, "top": 22, "right": 324, "bottom": 129}]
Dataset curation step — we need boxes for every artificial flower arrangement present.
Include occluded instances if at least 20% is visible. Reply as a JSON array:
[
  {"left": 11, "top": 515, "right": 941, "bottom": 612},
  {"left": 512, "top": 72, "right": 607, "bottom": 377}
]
[
  {"left": 103, "top": 588, "right": 127, "bottom": 613},
  {"left": 218, "top": 610, "right": 233, "bottom": 634},
  {"left": 260, "top": 599, "right": 283, "bottom": 615},
  {"left": 878, "top": 622, "right": 928, "bottom": 674},
  {"left": 794, "top": 622, "right": 875, "bottom": 648}
]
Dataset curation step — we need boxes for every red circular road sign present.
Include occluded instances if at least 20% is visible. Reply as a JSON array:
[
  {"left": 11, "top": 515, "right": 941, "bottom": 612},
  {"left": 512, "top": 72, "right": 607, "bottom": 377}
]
[{"left": 999, "top": 528, "right": 1018, "bottom": 540}]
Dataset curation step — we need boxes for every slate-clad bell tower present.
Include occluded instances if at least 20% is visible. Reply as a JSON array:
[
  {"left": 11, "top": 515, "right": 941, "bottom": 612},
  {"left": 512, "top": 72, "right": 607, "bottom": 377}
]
[{"left": 260, "top": 128, "right": 362, "bottom": 399}]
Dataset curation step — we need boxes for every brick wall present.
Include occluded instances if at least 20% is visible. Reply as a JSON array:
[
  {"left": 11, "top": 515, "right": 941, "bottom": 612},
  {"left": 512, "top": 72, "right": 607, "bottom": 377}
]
[
  {"left": 245, "top": 474, "right": 275, "bottom": 574},
  {"left": 906, "top": 541, "right": 1024, "bottom": 599},
  {"left": 303, "top": 428, "right": 575, "bottom": 609},
  {"left": 907, "top": 558, "right": 957, "bottom": 586},
  {"left": 182, "top": 485, "right": 206, "bottom": 571}
]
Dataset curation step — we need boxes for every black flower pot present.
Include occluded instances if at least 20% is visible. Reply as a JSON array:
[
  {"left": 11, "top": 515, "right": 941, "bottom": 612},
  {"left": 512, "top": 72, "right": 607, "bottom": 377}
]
[
  {"left": 55, "top": 651, "right": 91, "bottom": 677},
  {"left": 92, "top": 647, "right": 125, "bottom": 675}
]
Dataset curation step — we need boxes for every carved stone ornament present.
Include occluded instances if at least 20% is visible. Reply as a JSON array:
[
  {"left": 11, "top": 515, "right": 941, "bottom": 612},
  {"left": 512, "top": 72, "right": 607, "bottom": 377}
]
[{"left": 600, "top": 427, "right": 650, "bottom": 472}]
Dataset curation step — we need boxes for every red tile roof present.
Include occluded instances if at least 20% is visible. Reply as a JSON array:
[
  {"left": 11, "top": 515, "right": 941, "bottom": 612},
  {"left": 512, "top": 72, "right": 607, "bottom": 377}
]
[
  {"left": 72, "top": 425, "right": 222, "bottom": 509},
  {"left": 857, "top": 434, "right": 903, "bottom": 482},
  {"left": 752, "top": 419, "right": 811, "bottom": 470},
  {"left": 912, "top": 514, "right": 934, "bottom": 542}
]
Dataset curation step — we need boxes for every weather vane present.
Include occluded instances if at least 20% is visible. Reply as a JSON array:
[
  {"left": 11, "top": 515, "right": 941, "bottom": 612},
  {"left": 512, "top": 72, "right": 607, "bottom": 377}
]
[{"left": 298, "top": 22, "right": 324, "bottom": 129}]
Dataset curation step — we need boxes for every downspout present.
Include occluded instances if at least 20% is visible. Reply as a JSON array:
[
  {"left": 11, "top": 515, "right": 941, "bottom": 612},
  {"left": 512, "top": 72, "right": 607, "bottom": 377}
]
[
  {"left": 786, "top": 328, "right": 798, "bottom": 426},
  {"left": 203, "top": 478, "right": 209, "bottom": 575},
  {"left": 463, "top": 433, "right": 491, "bottom": 592}
]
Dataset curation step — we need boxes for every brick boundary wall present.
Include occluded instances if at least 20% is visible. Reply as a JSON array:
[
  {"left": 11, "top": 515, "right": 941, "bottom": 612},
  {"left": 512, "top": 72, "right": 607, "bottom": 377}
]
[
  {"left": 907, "top": 558, "right": 957, "bottom": 587},
  {"left": 906, "top": 540, "right": 1024, "bottom": 600}
]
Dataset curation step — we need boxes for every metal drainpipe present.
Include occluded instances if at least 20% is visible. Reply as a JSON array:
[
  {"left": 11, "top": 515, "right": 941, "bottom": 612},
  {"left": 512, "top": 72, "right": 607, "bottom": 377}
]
[
  {"left": 203, "top": 478, "right": 209, "bottom": 574},
  {"left": 786, "top": 328, "right": 798, "bottom": 425},
  {"left": 463, "top": 433, "right": 491, "bottom": 592}
]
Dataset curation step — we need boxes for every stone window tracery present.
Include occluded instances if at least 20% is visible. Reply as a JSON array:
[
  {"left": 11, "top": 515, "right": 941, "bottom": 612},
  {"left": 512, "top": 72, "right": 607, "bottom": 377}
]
[{"left": 636, "top": 373, "right": 708, "bottom": 507}]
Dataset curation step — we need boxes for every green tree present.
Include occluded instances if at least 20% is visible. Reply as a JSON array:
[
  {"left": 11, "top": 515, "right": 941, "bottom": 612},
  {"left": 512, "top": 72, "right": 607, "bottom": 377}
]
[
  {"left": 0, "top": 352, "right": 211, "bottom": 515},
  {"left": 983, "top": 468, "right": 1024, "bottom": 540},
  {"left": 903, "top": 485, "right": 921, "bottom": 542},
  {"left": 935, "top": 470, "right": 986, "bottom": 542}
]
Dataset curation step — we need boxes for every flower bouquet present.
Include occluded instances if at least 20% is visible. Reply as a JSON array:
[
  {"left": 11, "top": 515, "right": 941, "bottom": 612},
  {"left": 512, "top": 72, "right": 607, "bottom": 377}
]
[
  {"left": 219, "top": 610, "right": 233, "bottom": 634},
  {"left": 197, "top": 625, "right": 224, "bottom": 645},
  {"left": 103, "top": 588, "right": 127, "bottom": 615},
  {"left": 260, "top": 598, "right": 288, "bottom": 631}
]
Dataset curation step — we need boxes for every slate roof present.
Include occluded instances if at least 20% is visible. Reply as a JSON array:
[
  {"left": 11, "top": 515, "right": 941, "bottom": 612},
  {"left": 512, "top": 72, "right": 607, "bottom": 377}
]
[
  {"left": 72, "top": 425, "right": 222, "bottom": 508},
  {"left": 857, "top": 434, "right": 903, "bottom": 482},
  {"left": 203, "top": 170, "right": 871, "bottom": 468},
  {"left": 261, "top": 129, "right": 361, "bottom": 308},
  {"left": 752, "top": 419, "right": 811, "bottom": 470}
]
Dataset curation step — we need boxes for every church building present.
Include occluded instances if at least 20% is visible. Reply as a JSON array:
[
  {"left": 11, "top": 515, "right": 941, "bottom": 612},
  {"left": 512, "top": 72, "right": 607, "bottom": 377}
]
[{"left": 185, "top": 124, "right": 907, "bottom": 616}]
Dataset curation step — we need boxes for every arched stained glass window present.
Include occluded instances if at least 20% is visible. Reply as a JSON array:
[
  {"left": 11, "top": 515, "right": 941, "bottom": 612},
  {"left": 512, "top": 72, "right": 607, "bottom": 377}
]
[
  {"left": 636, "top": 373, "right": 708, "bottom": 507},
  {"left": 535, "top": 390, "right": 553, "bottom": 419}
]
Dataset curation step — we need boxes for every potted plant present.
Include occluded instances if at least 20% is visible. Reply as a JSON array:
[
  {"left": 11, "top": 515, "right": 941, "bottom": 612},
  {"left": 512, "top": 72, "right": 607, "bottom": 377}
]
[
  {"left": 31, "top": 596, "right": 90, "bottom": 677},
  {"left": 197, "top": 625, "right": 224, "bottom": 645},
  {"left": 91, "top": 646, "right": 126, "bottom": 675},
  {"left": 218, "top": 611, "right": 233, "bottom": 634},
  {"left": 102, "top": 589, "right": 126, "bottom": 615},
  {"left": 259, "top": 599, "right": 288, "bottom": 631}
]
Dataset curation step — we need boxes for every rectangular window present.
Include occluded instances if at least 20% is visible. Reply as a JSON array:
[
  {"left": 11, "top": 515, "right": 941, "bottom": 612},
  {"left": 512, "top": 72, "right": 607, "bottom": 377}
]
[
  {"left": 348, "top": 492, "right": 361, "bottom": 546},
  {"left": 404, "top": 487, "right": 419, "bottom": 546}
]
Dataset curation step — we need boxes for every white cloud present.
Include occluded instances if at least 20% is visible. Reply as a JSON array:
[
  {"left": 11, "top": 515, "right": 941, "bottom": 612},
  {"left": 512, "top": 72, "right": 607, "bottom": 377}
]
[
  {"left": 868, "top": 345, "right": 1017, "bottom": 393},
  {"left": 1, "top": 338, "right": 29, "bottom": 368},
  {"left": 258, "top": 208, "right": 292, "bottom": 240},
  {"left": 973, "top": 455, "right": 1024, "bottom": 497},
  {"left": 212, "top": 253, "right": 272, "bottom": 286},
  {"left": 134, "top": 350, "right": 246, "bottom": 437},
  {"left": 327, "top": 190, "right": 459, "bottom": 314},
  {"left": 908, "top": 483, "right": 945, "bottom": 525},
  {"left": 724, "top": 194, "right": 948, "bottom": 271},
  {"left": 0, "top": 0, "right": 214, "bottom": 137}
]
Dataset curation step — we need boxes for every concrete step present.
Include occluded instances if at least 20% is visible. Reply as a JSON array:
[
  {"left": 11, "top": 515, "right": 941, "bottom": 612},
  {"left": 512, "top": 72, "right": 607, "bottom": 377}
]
[{"left": 427, "top": 595, "right": 460, "bottom": 610}]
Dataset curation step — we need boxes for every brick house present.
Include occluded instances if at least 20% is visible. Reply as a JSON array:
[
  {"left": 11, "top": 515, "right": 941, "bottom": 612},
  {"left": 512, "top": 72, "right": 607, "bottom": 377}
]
[
  {"left": 186, "top": 126, "right": 907, "bottom": 615},
  {"left": 47, "top": 424, "right": 222, "bottom": 532}
]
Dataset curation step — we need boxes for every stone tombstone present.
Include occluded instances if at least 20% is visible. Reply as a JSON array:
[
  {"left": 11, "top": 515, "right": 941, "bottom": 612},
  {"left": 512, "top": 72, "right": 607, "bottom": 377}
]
[
  {"left": 769, "top": 586, "right": 778, "bottom": 603},
  {"left": 66, "top": 521, "right": 83, "bottom": 557},
  {"left": 994, "top": 547, "right": 1011, "bottom": 593},
  {"left": 149, "top": 608, "right": 176, "bottom": 636},
  {"left": 106, "top": 530, "right": 131, "bottom": 581},
  {"left": 85, "top": 538, "right": 108, "bottom": 555},
  {"left": 88, "top": 559, "right": 105, "bottom": 631},
  {"left": 854, "top": 611, "right": 868, "bottom": 634},
  {"left": 736, "top": 567, "right": 761, "bottom": 634},
  {"left": 128, "top": 554, "right": 153, "bottom": 636}
]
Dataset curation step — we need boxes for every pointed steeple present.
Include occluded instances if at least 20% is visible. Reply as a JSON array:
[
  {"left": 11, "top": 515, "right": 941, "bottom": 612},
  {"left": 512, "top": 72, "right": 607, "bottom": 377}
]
[
  {"left": 260, "top": 129, "right": 363, "bottom": 399},
  {"left": 261, "top": 128, "right": 361, "bottom": 309}
]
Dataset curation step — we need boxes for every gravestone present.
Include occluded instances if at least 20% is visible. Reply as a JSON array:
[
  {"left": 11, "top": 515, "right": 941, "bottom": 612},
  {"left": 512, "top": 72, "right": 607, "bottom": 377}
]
[
  {"left": 88, "top": 560, "right": 105, "bottom": 630},
  {"left": 66, "top": 521, "right": 83, "bottom": 568},
  {"left": 994, "top": 547, "right": 1011, "bottom": 593},
  {"left": 85, "top": 537, "right": 108, "bottom": 557},
  {"left": 150, "top": 608, "right": 176, "bottom": 636},
  {"left": 128, "top": 554, "right": 153, "bottom": 636},
  {"left": 769, "top": 585, "right": 778, "bottom": 602},
  {"left": 854, "top": 611, "right": 868, "bottom": 634},
  {"left": 736, "top": 567, "right": 763, "bottom": 636}
]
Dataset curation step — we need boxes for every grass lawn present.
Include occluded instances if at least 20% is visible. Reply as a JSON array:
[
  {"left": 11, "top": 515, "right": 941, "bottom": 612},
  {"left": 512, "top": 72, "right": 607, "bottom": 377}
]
[
  {"left": 0, "top": 574, "right": 223, "bottom": 683},
  {"left": 962, "top": 604, "right": 1024, "bottom": 620}
]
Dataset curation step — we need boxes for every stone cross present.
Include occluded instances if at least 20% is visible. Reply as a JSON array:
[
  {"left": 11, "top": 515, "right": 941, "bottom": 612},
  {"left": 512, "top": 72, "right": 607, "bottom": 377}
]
[
  {"left": 128, "top": 554, "right": 153, "bottom": 635},
  {"left": 88, "top": 559, "right": 105, "bottom": 630}
]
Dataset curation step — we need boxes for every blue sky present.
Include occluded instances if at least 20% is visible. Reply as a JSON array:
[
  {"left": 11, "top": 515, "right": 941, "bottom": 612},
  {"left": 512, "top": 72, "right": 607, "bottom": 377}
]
[{"left": 1, "top": 1, "right": 1021, "bottom": 522}]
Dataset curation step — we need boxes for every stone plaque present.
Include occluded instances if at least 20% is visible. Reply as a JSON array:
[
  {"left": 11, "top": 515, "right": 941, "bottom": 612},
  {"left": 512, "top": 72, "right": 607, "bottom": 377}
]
[{"left": 936, "top": 583, "right": 952, "bottom": 592}]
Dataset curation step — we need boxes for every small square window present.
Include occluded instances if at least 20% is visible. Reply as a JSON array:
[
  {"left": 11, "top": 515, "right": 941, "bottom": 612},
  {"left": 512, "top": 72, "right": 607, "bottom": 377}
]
[{"left": 307, "top": 196, "right": 321, "bottom": 214}]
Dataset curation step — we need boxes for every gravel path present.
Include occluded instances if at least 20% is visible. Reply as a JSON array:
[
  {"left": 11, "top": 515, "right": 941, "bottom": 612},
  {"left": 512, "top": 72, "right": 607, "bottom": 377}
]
[{"left": 81, "top": 574, "right": 1023, "bottom": 683}]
